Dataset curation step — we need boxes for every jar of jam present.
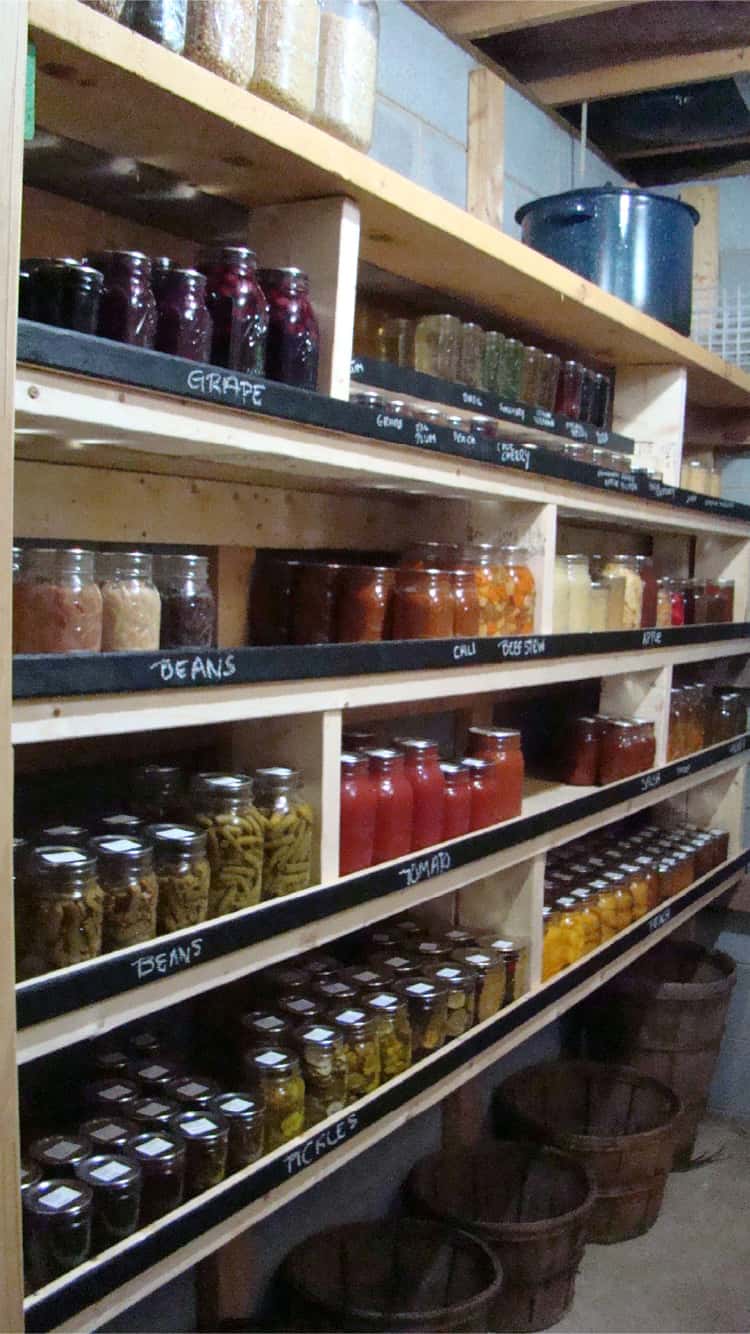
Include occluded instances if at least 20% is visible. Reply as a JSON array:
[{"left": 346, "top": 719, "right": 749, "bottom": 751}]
[
  {"left": 15, "top": 547, "right": 103, "bottom": 655},
  {"left": 30, "top": 1134, "right": 93, "bottom": 1179},
  {"left": 570, "top": 888, "right": 602, "bottom": 952},
  {"left": 88, "top": 250, "right": 157, "bottom": 347},
  {"left": 329, "top": 1007, "right": 381, "bottom": 1101},
  {"left": 258, "top": 267, "right": 320, "bottom": 390},
  {"left": 398, "top": 978, "right": 449, "bottom": 1057},
  {"left": 424, "top": 963, "right": 477, "bottom": 1037},
  {"left": 24, "top": 1178, "right": 93, "bottom": 1290},
  {"left": 154, "top": 554, "right": 215, "bottom": 649},
  {"left": 561, "top": 716, "right": 600, "bottom": 786},
  {"left": 451, "top": 568, "right": 480, "bottom": 637},
  {"left": 32, "top": 259, "right": 103, "bottom": 334},
  {"left": 336, "top": 565, "right": 394, "bottom": 642},
  {"left": 466, "top": 728, "right": 524, "bottom": 819},
  {"left": 715, "top": 580, "right": 735, "bottom": 622},
  {"left": 542, "top": 906, "right": 564, "bottom": 980},
  {"left": 128, "top": 1131, "right": 185, "bottom": 1223},
  {"left": 367, "top": 749, "right": 414, "bottom": 863},
  {"left": 450, "top": 948, "right": 505, "bottom": 1020},
  {"left": 364, "top": 991, "right": 413, "bottom": 1075},
  {"left": 634, "top": 556, "right": 657, "bottom": 628},
  {"left": 211, "top": 1092, "right": 264, "bottom": 1172},
  {"left": 17, "top": 846, "right": 104, "bottom": 981},
  {"left": 243, "top": 1046, "right": 306, "bottom": 1148},
  {"left": 392, "top": 568, "right": 453, "bottom": 640},
  {"left": 295, "top": 1023, "right": 349, "bottom": 1125},
  {"left": 400, "top": 738, "right": 445, "bottom": 851},
  {"left": 440, "top": 762, "right": 471, "bottom": 839},
  {"left": 190, "top": 773, "right": 264, "bottom": 916},
  {"left": 75, "top": 1154, "right": 142, "bottom": 1253},
  {"left": 554, "top": 897, "right": 586, "bottom": 965},
  {"left": 598, "top": 720, "right": 642, "bottom": 784},
  {"left": 155, "top": 268, "right": 212, "bottom": 362},
  {"left": 196, "top": 245, "right": 268, "bottom": 373},
  {"left": 339, "top": 752, "right": 377, "bottom": 875},
  {"left": 555, "top": 360, "right": 584, "bottom": 419},
  {"left": 89, "top": 835, "right": 158, "bottom": 953},
  {"left": 462, "top": 757, "right": 502, "bottom": 831},
  {"left": 291, "top": 561, "right": 341, "bottom": 644},
  {"left": 150, "top": 256, "right": 172, "bottom": 300}
]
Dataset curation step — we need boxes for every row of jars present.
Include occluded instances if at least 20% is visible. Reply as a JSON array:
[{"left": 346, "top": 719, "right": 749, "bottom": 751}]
[
  {"left": 554, "top": 553, "right": 735, "bottom": 634},
  {"left": 249, "top": 542, "right": 536, "bottom": 646},
  {"left": 14, "top": 766, "right": 314, "bottom": 979},
  {"left": 680, "top": 457, "right": 722, "bottom": 497},
  {"left": 13, "top": 547, "right": 216, "bottom": 655},
  {"left": 668, "top": 684, "right": 746, "bottom": 761},
  {"left": 357, "top": 309, "right": 612, "bottom": 426},
  {"left": 20, "top": 249, "right": 320, "bottom": 389},
  {"left": 85, "top": 0, "right": 379, "bottom": 152},
  {"left": 543, "top": 820, "right": 729, "bottom": 980},
  {"left": 560, "top": 715, "right": 656, "bottom": 787},
  {"left": 339, "top": 726, "right": 524, "bottom": 875}
]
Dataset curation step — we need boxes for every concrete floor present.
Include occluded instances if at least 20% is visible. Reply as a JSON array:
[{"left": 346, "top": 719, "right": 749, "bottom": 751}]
[{"left": 552, "top": 1116, "right": 750, "bottom": 1334}]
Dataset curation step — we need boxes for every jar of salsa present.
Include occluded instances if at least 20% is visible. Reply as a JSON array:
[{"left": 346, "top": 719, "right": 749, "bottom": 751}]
[
  {"left": 542, "top": 906, "right": 564, "bottom": 980},
  {"left": 466, "top": 728, "right": 523, "bottom": 819},
  {"left": 196, "top": 245, "right": 268, "bottom": 373},
  {"left": 258, "top": 267, "right": 320, "bottom": 391},
  {"left": 291, "top": 562, "right": 341, "bottom": 644},
  {"left": 399, "top": 739, "right": 445, "bottom": 851},
  {"left": 154, "top": 268, "right": 212, "bottom": 362},
  {"left": 439, "top": 762, "right": 471, "bottom": 839},
  {"left": 634, "top": 556, "right": 657, "bottom": 627},
  {"left": 339, "top": 753, "right": 377, "bottom": 875},
  {"left": 88, "top": 250, "right": 157, "bottom": 348},
  {"left": 598, "top": 720, "right": 642, "bottom": 784},
  {"left": 367, "top": 749, "right": 414, "bottom": 863},
  {"left": 561, "top": 716, "right": 600, "bottom": 786},
  {"left": 462, "top": 757, "right": 501, "bottom": 830},
  {"left": 336, "top": 566, "right": 394, "bottom": 643},
  {"left": 392, "top": 568, "right": 453, "bottom": 639},
  {"left": 451, "top": 568, "right": 480, "bottom": 636}
]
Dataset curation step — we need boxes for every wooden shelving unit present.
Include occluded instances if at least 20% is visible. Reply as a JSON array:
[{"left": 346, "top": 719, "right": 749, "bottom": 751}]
[{"left": 5, "top": 2, "right": 750, "bottom": 1330}]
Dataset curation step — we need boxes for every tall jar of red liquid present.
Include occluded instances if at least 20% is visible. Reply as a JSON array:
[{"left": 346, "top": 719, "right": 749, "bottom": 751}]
[
  {"left": 155, "top": 268, "right": 212, "bottom": 362},
  {"left": 462, "top": 757, "right": 502, "bottom": 831},
  {"left": 89, "top": 250, "right": 157, "bottom": 348},
  {"left": 440, "top": 763, "right": 471, "bottom": 839},
  {"left": 399, "top": 739, "right": 445, "bottom": 851},
  {"left": 258, "top": 267, "right": 320, "bottom": 391},
  {"left": 339, "top": 753, "right": 377, "bottom": 876},
  {"left": 466, "top": 727, "right": 524, "bottom": 819},
  {"left": 367, "top": 749, "right": 414, "bottom": 864},
  {"left": 197, "top": 245, "right": 269, "bottom": 373}
]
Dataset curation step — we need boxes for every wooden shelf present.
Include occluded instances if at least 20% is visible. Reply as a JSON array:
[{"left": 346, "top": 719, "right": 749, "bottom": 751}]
[
  {"left": 26, "top": 0, "right": 750, "bottom": 410},
  {"left": 16, "top": 735, "right": 749, "bottom": 1063},
  {"left": 22, "top": 844, "right": 750, "bottom": 1334}
]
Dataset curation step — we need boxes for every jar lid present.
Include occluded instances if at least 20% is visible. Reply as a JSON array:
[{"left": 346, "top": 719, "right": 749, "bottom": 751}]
[
  {"left": 75, "top": 1153, "right": 141, "bottom": 1191},
  {"left": 87, "top": 248, "right": 149, "bottom": 265},
  {"left": 169, "top": 1076, "right": 221, "bottom": 1107},
  {"left": 480, "top": 936, "right": 526, "bottom": 957},
  {"left": 23, "top": 546, "right": 96, "bottom": 580},
  {"left": 497, "top": 545, "right": 531, "bottom": 560},
  {"left": 88, "top": 1078, "right": 140, "bottom": 1107},
  {"left": 371, "top": 952, "right": 420, "bottom": 976},
  {"left": 39, "top": 822, "right": 89, "bottom": 844},
  {"left": 191, "top": 772, "right": 253, "bottom": 801},
  {"left": 315, "top": 978, "right": 359, "bottom": 1000},
  {"left": 366, "top": 748, "right": 403, "bottom": 766},
  {"left": 171, "top": 1109, "right": 228, "bottom": 1142},
  {"left": 461, "top": 756, "right": 497, "bottom": 771},
  {"left": 301, "top": 954, "right": 340, "bottom": 979},
  {"left": 132, "top": 762, "right": 182, "bottom": 788},
  {"left": 400, "top": 977, "right": 448, "bottom": 1000},
  {"left": 28, "top": 844, "right": 96, "bottom": 888},
  {"left": 441, "top": 927, "right": 476, "bottom": 944},
  {"left": 197, "top": 244, "right": 256, "bottom": 267},
  {"left": 341, "top": 751, "right": 369, "bottom": 770},
  {"left": 555, "top": 896, "right": 581, "bottom": 909},
  {"left": 395, "top": 920, "right": 423, "bottom": 938},
  {"left": 152, "top": 256, "right": 172, "bottom": 272},
  {"left": 428, "top": 962, "right": 476, "bottom": 988},
  {"left": 131, "top": 1097, "right": 178, "bottom": 1125},
  {"left": 296, "top": 1022, "right": 342, "bottom": 1048},
  {"left": 564, "top": 553, "right": 589, "bottom": 564},
  {"left": 30, "top": 1133, "right": 92, "bottom": 1170},
  {"left": 129, "top": 1031, "right": 161, "bottom": 1057},
  {"left": 396, "top": 737, "right": 439, "bottom": 753},
  {"left": 99, "top": 812, "right": 145, "bottom": 836},
  {"left": 211, "top": 1092, "right": 263, "bottom": 1121},
  {"left": 134, "top": 1062, "right": 178, "bottom": 1092},
  {"left": 254, "top": 766, "right": 301, "bottom": 788},
  {"left": 330, "top": 1006, "right": 376, "bottom": 1034},
  {"left": 279, "top": 994, "right": 324, "bottom": 1018},
  {"left": 258, "top": 266, "right": 308, "bottom": 283},
  {"left": 262, "top": 964, "right": 308, "bottom": 991},
  {"left": 24, "top": 1178, "right": 93, "bottom": 1219},
  {"left": 588, "top": 878, "right": 612, "bottom": 891},
  {"left": 94, "top": 1048, "right": 130, "bottom": 1074},
  {"left": 90, "top": 834, "right": 153, "bottom": 869},
  {"left": 153, "top": 553, "right": 209, "bottom": 581},
  {"left": 247, "top": 1046, "right": 301, "bottom": 1076},
  {"left": 439, "top": 762, "right": 469, "bottom": 783},
  {"left": 366, "top": 991, "right": 404, "bottom": 1013},
  {"left": 129, "top": 1131, "right": 185, "bottom": 1167},
  {"left": 241, "top": 1010, "right": 290, "bottom": 1038},
  {"left": 344, "top": 966, "right": 386, "bottom": 990},
  {"left": 147, "top": 823, "right": 208, "bottom": 853}
]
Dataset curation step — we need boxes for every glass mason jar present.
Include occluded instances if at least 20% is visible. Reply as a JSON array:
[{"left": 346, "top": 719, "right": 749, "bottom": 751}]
[
  {"left": 88, "top": 249, "right": 157, "bottom": 347},
  {"left": 458, "top": 323, "right": 485, "bottom": 388},
  {"left": 466, "top": 728, "right": 524, "bottom": 820},
  {"left": 315, "top": 0, "right": 379, "bottom": 148},
  {"left": 169, "top": 1075, "right": 223, "bottom": 1110},
  {"left": 240, "top": 1009, "right": 293, "bottom": 1054},
  {"left": 211, "top": 1092, "right": 265, "bottom": 1172},
  {"left": 560, "top": 716, "right": 599, "bottom": 786},
  {"left": 554, "top": 896, "right": 586, "bottom": 965},
  {"left": 425, "top": 963, "right": 477, "bottom": 1037},
  {"left": 632, "top": 855, "right": 661, "bottom": 910},
  {"left": 130, "top": 1096, "right": 180, "bottom": 1131},
  {"left": 147, "top": 823, "right": 210, "bottom": 933},
  {"left": 328, "top": 1007, "right": 381, "bottom": 1101},
  {"left": 578, "top": 366, "right": 597, "bottom": 422},
  {"left": 32, "top": 259, "right": 103, "bottom": 335},
  {"left": 518, "top": 345, "right": 542, "bottom": 406},
  {"left": 196, "top": 245, "right": 269, "bottom": 373},
  {"left": 375, "top": 316, "right": 414, "bottom": 367},
  {"left": 715, "top": 580, "right": 735, "bottom": 622},
  {"left": 248, "top": 554, "right": 300, "bottom": 646},
  {"left": 602, "top": 871, "right": 635, "bottom": 930},
  {"left": 537, "top": 352, "right": 561, "bottom": 412},
  {"left": 591, "top": 373, "right": 612, "bottom": 428},
  {"left": 131, "top": 763, "right": 184, "bottom": 823},
  {"left": 79, "top": 1118, "right": 138, "bottom": 1155},
  {"left": 30, "top": 1133, "right": 93, "bottom": 1179},
  {"left": 255, "top": 766, "right": 314, "bottom": 899},
  {"left": 461, "top": 543, "right": 509, "bottom": 639},
  {"left": 89, "top": 834, "right": 158, "bottom": 952},
  {"left": 74, "top": 1154, "right": 142, "bottom": 1253},
  {"left": 479, "top": 936, "right": 529, "bottom": 1005},
  {"left": 588, "top": 578, "right": 611, "bottom": 631},
  {"left": 281, "top": 990, "right": 328, "bottom": 1022},
  {"left": 154, "top": 268, "right": 213, "bottom": 363},
  {"left": 339, "top": 752, "right": 377, "bottom": 876},
  {"left": 499, "top": 338, "right": 524, "bottom": 398},
  {"left": 656, "top": 578, "right": 673, "bottom": 628},
  {"left": 184, "top": 0, "right": 258, "bottom": 84},
  {"left": 15, "top": 547, "right": 103, "bottom": 654},
  {"left": 252, "top": 0, "right": 320, "bottom": 117},
  {"left": 23, "top": 1178, "right": 93, "bottom": 1291},
  {"left": 461, "top": 756, "right": 502, "bottom": 832},
  {"left": 598, "top": 719, "right": 643, "bottom": 784},
  {"left": 122, "top": 0, "right": 187, "bottom": 52},
  {"left": 291, "top": 560, "right": 342, "bottom": 644},
  {"left": 400, "top": 738, "right": 446, "bottom": 852},
  {"left": 450, "top": 948, "right": 505, "bottom": 1020},
  {"left": 602, "top": 555, "right": 643, "bottom": 629},
  {"left": 555, "top": 360, "right": 583, "bottom": 419},
  {"left": 564, "top": 554, "right": 592, "bottom": 633},
  {"left": 481, "top": 330, "right": 505, "bottom": 392},
  {"left": 570, "top": 888, "right": 603, "bottom": 952},
  {"left": 100, "top": 551, "right": 161, "bottom": 651},
  {"left": 295, "top": 1022, "right": 349, "bottom": 1125},
  {"left": 150, "top": 256, "right": 173, "bottom": 302},
  {"left": 553, "top": 555, "right": 569, "bottom": 633},
  {"left": 451, "top": 568, "right": 481, "bottom": 637},
  {"left": 336, "top": 565, "right": 394, "bottom": 643},
  {"left": 496, "top": 546, "right": 536, "bottom": 634},
  {"left": 170, "top": 1109, "right": 229, "bottom": 1197},
  {"left": 714, "top": 690, "right": 745, "bottom": 742},
  {"left": 439, "top": 762, "right": 471, "bottom": 840},
  {"left": 391, "top": 567, "right": 453, "bottom": 640},
  {"left": 414, "top": 314, "right": 461, "bottom": 380},
  {"left": 258, "top": 267, "right": 320, "bottom": 390},
  {"left": 587, "top": 879, "right": 618, "bottom": 940},
  {"left": 190, "top": 772, "right": 265, "bottom": 916},
  {"left": 154, "top": 553, "right": 215, "bottom": 649},
  {"left": 682, "top": 683, "right": 707, "bottom": 751},
  {"left": 668, "top": 686, "right": 688, "bottom": 760},
  {"left": 133, "top": 1057, "right": 180, "bottom": 1094},
  {"left": 397, "top": 978, "right": 448, "bottom": 1058},
  {"left": 365, "top": 748, "right": 414, "bottom": 863},
  {"left": 128, "top": 1132, "right": 185, "bottom": 1223},
  {"left": 684, "top": 578, "right": 710, "bottom": 625},
  {"left": 617, "top": 863, "right": 651, "bottom": 919},
  {"left": 364, "top": 990, "right": 412, "bottom": 1074},
  {"left": 542, "top": 906, "right": 565, "bottom": 980},
  {"left": 17, "top": 846, "right": 104, "bottom": 981},
  {"left": 682, "top": 458, "right": 709, "bottom": 494},
  {"left": 634, "top": 556, "right": 657, "bottom": 628}
]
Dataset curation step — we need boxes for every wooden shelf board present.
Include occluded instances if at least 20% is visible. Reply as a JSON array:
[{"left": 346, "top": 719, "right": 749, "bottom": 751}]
[{"left": 26, "top": 0, "right": 750, "bottom": 410}]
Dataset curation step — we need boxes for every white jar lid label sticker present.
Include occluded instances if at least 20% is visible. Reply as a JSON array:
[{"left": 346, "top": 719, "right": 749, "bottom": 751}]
[
  {"left": 40, "top": 1185, "right": 81, "bottom": 1210},
  {"left": 46, "top": 1139, "right": 80, "bottom": 1161},
  {"left": 103, "top": 838, "right": 141, "bottom": 853},
  {"left": 96, "top": 1124, "right": 123, "bottom": 1142},
  {"left": 370, "top": 993, "right": 397, "bottom": 1008},
  {"left": 101, "top": 1084, "right": 131, "bottom": 1099},
  {"left": 306, "top": 1026, "right": 333, "bottom": 1042},
  {"left": 356, "top": 971, "right": 379, "bottom": 982},
  {"left": 337, "top": 1009, "right": 364, "bottom": 1023},
  {"left": 178, "top": 1082, "right": 207, "bottom": 1097},
  {"left": 288, "top": 999, "right": 313, "bottom": 1012},
  {"left": 140, "top": 1101, "right": 167, "bottom": 1117},
  {"left": 138, "top": 1137, "right": 172, "bottom": 1157},
  {"left": 409, "top": 982, "right": 433, "bottom": 995},
  {"left": 222, "top": 1097, "right": 251, "bottom": 1114},
  {"left": 45, "top": 826, "right": 79, "bottom": 835},
  {"left": 104, "top": 814, "right": 135, "bottom": 824},
  {"left": 467, "top": 953, "right": 490, "bottom": 966},
  {"left": 159, "top": 827, "right": 196, "bottom": 840},
  {"left": 437, "top": 967, "right": 461, "bottom": 980},
  {"left": 141, "top": 1065, "right": 167, "bottom": 1080},
  {"left": 255, "top": 1016, "right": 282, "bottom": 1029},
  {"left": 43, "top": 850, "right": 85, "bottom": 865},
  {"left": 91, "top": 1160, "right": 130, "bottom": 1183},
  {"left": 255, "top": 1050, "right": 285, "bottom": 1066},
  {"left": 181, "top": 1117, "right": 216, "bottom": 1137}
]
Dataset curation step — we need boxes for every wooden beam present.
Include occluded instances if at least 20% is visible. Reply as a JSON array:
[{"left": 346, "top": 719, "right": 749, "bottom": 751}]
[
  {"left": 532, "top": 45, "right": 750, "bottom": 105},
  {"left": 614, "top": 135, "right": 750, "bottom": 162},
  {"left": 467, "top": 66, "right": 505, "bottom": 230},
  {"left": 682, "top": 185, "right": 719, "bottom": 296},
  {"left": 417, "top": 1, "right": 646, "bottom": 41}
]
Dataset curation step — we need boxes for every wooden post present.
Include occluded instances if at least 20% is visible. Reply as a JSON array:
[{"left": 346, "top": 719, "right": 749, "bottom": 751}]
[
  {"left": 612, "top": 365, "right": 688, "bottom": 485},
  {"left": 467, "top": 66, "right": 505, "bottom": 231}
]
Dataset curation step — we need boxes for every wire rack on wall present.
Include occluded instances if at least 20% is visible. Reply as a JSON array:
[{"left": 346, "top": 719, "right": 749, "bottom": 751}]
[{"left": 691, "top": 286, "right": 750, "bottom": 371}]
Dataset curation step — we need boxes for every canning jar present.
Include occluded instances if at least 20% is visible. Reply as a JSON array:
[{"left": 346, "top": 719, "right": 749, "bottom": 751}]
[
  {"left": 682, "top": 684, "right": 707, "bottom": 751},
  {"left": 375, "top": 317, "right": 414, "bottom": 367},
  {"left": 400, "top": 739, "right": 445, "bottom": 852},
  {"left": 100, "top": 551, "right": 161, "bottom": 651},
  {"left": 578, "top": 367, "right": 596, "bottom": 422},
  {"left": 149, "top": 257, "right": 172, "bottom": 302},
  {"left": 555, "top": 360, "right": 583, "bottom": 419},
  {"left": 424, "top": 963, "right": 477, "bottom": 1037},
  {"left": 315, "top": 976, "right": 360, "bottom": 1008},
  {"left": 130, "top": 1096, "right": 179, "bottom": 1130},
  {"left": 292, "top": 561, "right": 342, "bottom": 644},
  {"left": 279, "top": 993, "right": 326, "bottom": 1025},
  {"left": 553, "top": 556, "right": 569, "bottom": 633},
  {"left": 682, "top": 458, "right": 709, "bottom": 494},
  {"left": 86, "top": 1078, "right": 141, "bottom": 1116},
  {"left": 329, "top": 1007, "right": 381, "bottom": 1100},
  {"left": 17, "top": 846, "right": 104, "bottom": 980},
  {"left": 364, "top": 991, "right": 412, "bottom": 1074},
  {"left": 134, "top": 1058, "right": 180, "bottom": 1094},
  {"left": 497, "top": 546, "right": 536, "bottom": 634},
  {"left": 92, "top": 1047, "right": 130, "bottom": 1079},
  {"left": 392, "top": 568, "right": 453, "bottom": 639},
  {"left": 656, "top": 578, "right": 673, "bottom": 628},
  {"left": 479, "top": 936, "right": 529, "bottom": 1005},
  {"left": 398, "top": 978, "right": 448, "bottom": 1057},
  {"left": 89, "top": 835, "right": 158, "bottom": 951},
  {"left": 414, "top": 314, "right": 461, "bottom": 380},
  {"left": 499, "top": 338, "right": 524, "bottom": 398},
  {"left": 632, "top": 855, "right": 661, "bottom": 910},
  {"left": 451, "top": 568, "right": 481, "bottom": 637},
  {"left": 74, "top": 1154, "right": 142, "bottom": 1253},
  {"left": 79, "top": 1118, "right": 138, "bottom": 1154},
  {"left": 184, "top": 0, "right": 258, "bottom": 83},
  {"left": 591, "top": 373, "right": 612, "bottom": 428},
  {"left": 537, "top": 352, "right": 561, "bottom": 412},
  {"left": 196, "top": 245, "right": 268, "bottom": 373},
  {"left": 617, "top": 863, "right": 651, "bottom": 919},
  {"left": 450, "top": 947, "right": 504, "bottom": 1019},
  {"left": 684, "top": 578, "right": 710, "bottom": 625},
  {"left": 24, "top": 1179, "right": 93, "bottom": 1291},
  {"left": 466, "top": 728, "right": 524, "bottom": 820},
  {"left": 122, "top": 0, "right": 186, "bottom": 50},
  {"left": 369, "top": 951, "right": 421, "bottom": 982},
  {"left": 637, "top": 720, "right": 656, "bottom": 771},
  {"left": 244, "top": 1046, "right": 306, "bottom": 1147},
  {"left": 542, "top": 906, "right": 565, "bottom": 980},
  {"left": 344, "top": 965, "right": 385, "bottom": 994},
  {"left": 439, "top": 762, "right": 471, "bottom": 839},
  {"left": 519, "top": 346, "right": 543, "bottom": 406},
  {"left": 459, "top": 323, "right": 485, "bottom": 388},
  {"left": 588, "top": 578, "right": 611, "bottom": 632},
  {"left": 569, "top": 888, "right": 602, "bottom": 952},
  {"left": 634, "top": 556, "right": 657, "bottom": 627},
  {"left": 296, "top": 1023, "right": 349, "bottom": 1125},
  {"left": 462, "top": 757, "right": 502, "bottom": 831},
  {"left": 715, "top": 580, "right": 735, "bottom": 621},
  {"left": 713, "top": 691, "right": 745, "bottom": 743},
  {"left": 31, "top": 259, "right": 103, "bottom": 335},
  {"left": 131, "top": 764, "right": 184, "bottom": 823},
  {"left": 564, "top": 555, "right": 591, "bottom": 632},
  {"left": 252, "top": 0, "right": 320, "bottom": 117},
  {"left": 170, "top": 1109, "right": 228, "bottom": 1197},
  {"left": 461, "top": 544, "right": 510, "bottom": 638},
  {"left": 259, "top": 267, "right": 320, "bottom": 390},
  {"left": 15, "top": 547, "right": 102, "bottom": 654},
  {"left": 30, "top": 1134, "right": 93, "bottom": 1179},
  {"left": 154, "top": 553, "right": 215, "bottom": 649},
  {"left": 88, "top": 250, "right": 157, "bottom": 347},
  {"left": 240, "top": 1010, "right": 292, "bottom": 1052},
  {"left": 603, "top": 871, "right": 635, "bottom": 930},
  {"left": 211, "top": 1093, "right": 264, "bottom": 1172},
  {"left": 249, "top": 555, "right": 299, "bottom": 646},
  {"left": 587, "top": 879, "right": 617, "bottom": 940},
  {"left": 154, "top": 268, "right": 213, "bottom": 362},
  {"left": 602, "top": 555, "right": 643, "bottom": 629},
  {"left": 191, "top": 772, "right": 264, "bottom": 916},
  {"left": 255, "top": 766, "right": 314, "bottom": 899},
  {"left": 128, "top": 1132, "right": 185, "bottom": 1222},
  {"left": 482, "top": 331, "right": 505, "bottom": 392},
  {"left": 169, "top": 1076, "right": 223, "bottom": 1110},
  {"left": 598, "top": 720, "right": 643, "bottom": 784},
  {"left": 561, "top": 716, "right": 600, "bottom": 786},
  {"left": 554, "top": 897, "right": 586, "bottom": 965},
  {"left": 147, "top": 824, "right": 210, "bottom": 933},
  {"left": 339, "top": 752, "right": 377, "bottom": 875},
  {"left": 336, "top": 565, "right": 394, "bottom": 642},
  {"left": 668, "top": 687, "right": 688, "bottom": 760}
]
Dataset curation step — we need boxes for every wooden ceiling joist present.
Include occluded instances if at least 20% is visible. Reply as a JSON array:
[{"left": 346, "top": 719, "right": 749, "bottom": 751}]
[
  {"left": 417, "top": 0, "right": 644, "bottom": 42},
  {"left": 532, "top": 43, "right": 750, "bottom": 106}
]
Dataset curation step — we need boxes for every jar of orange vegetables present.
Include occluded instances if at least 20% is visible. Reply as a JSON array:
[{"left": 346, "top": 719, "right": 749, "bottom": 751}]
[{"left": 497, "top": 545, "right": 535, "bottom": 635}]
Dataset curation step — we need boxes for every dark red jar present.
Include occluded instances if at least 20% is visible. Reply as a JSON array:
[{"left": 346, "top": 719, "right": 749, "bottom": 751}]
[
  {"left": 440, "top": 762, "right": 471, "bottom": 840},
  {"left": 466, "top": 728, "right": 524, "bottom": 819},
  {"left": 462, "top": 757, "right": 502, "bottom": 831},
  {"left": 339, "top": 753, "right": 377, "bottom": 876},
  {"left": 32, "top": 259, "right": 103, "bottom": 335},
  {"left": 197, "top": 245, "right": 269, "bottom": 373},
  {"left": 249, "top": 557, "right": 300, "bottom": 646},
  {"left": 400, "top": 738, "right": 446, "bottom": 851},
  {"left": 561, "top": 716, "right": 600, "bottom": 786},
  {"left": 555, "top": 360, "right": 583, "bottom": 420},
  {"left": 368, "top": 749, "right": 414, "bottom": 863},
  {"left": 150, "top": 257, "right": 173, "bottom": 301},
  {"left": 88, "top": 250, "right": 157, "bottom": 348},
  {"left": 258, "top": 267, "right": 320, "bottom": 391},
  {"left": 635, "top": 556, "right": 657, "bottom": 628},
  {"left": 155, "top": 268, "right": 212, "bottom": 362},
  {"left": 291, "top": 562, "right": 341, "bottom": 644}
]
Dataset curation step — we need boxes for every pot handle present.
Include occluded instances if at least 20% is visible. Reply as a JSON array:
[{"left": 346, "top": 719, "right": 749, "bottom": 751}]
[{"left": 545, "top": 202, "right": 594, "bottom": 225}]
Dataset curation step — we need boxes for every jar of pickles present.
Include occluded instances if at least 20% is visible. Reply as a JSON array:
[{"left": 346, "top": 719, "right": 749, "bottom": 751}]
[
  {"left": 364, "top": 991, "right": 412, "bottom": 1076},
  {"left": 128, "top": 1132, "right": 185, "bottom": 1223},
  {"left": 24, "top": 1179, "right": 93, "bottom": 1290},
  {"left": 330, "top": 1007, "right": 381, "bottom": 1102},
  {"left": 211, "top": 1092, "right": 265, "bottom": 1172},
  {"left": 255, "top": 766, "right": 314, "bottom": 899},
  {"left": 398, "top": 978, "right": 448, "bottom": 1057},
  {"left": 89, "top": 835, "right": 158, "bottom": 952},
  {"left": 479, "top": 936, "right": 529, "bottom": 1005},
  {"left": 244, "top": 1047, "right": 306, "bottom": 1149},
  {"left": 424, "top": 963, "right": 477, "bottom": 1037},
  {"left": 17, "top": 846, "right": 104, "bottom": 981},
  {"left": 147, "top": 824, "right": 210, "bottom": 933},
  {"left": 75, "top": 1154, "right": 142, "bottom": 1253},
  {"left": 295, "top": 1023, "right": 349, "bottom": 1125},
  {"left": 450, "top": 948, "right": 505, "bottom": 1020},
  {"left": 191, "top": 773, "right": 265, "bottom": 916}
]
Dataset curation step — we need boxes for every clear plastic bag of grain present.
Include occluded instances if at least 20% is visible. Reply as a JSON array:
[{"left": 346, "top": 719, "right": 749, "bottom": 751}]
[
  {"left": 251, "top": 0, "right": 320, "bottom": 118},
  {"left": 314, "top": 0, "right": 379, "bottom": 151},
  {"left": 185, "top": 0, "right": 259, "bottom": 85}
]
